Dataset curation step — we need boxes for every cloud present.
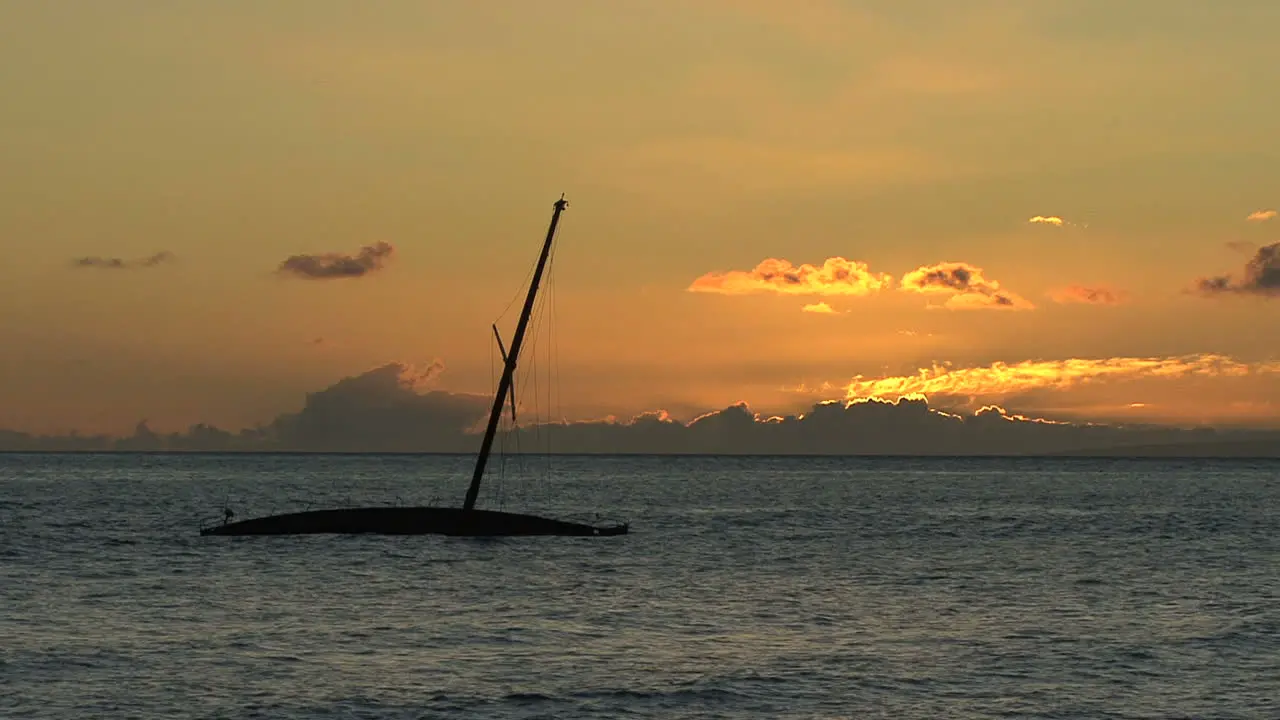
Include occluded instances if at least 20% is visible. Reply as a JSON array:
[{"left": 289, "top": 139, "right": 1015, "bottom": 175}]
[
  {"left": 689, "top": 257, "right": 892, "bottom": 296},
  {"left": 1028, "top": 215, "right": 1065, "bottom": 227},
  {"left": 71, "top": 251, "right": 175, "bottom": 269},
  {"left": 267, "top": 360, "right": 490, "bottom": 451},
  {"left": 801, "top": 302, "right": 839, "bottom": 314},
  {"left": 844, "top": 354, "right": 1273, "bottom": 401},
  {"left": 899, "top": 261, "right": 1034, "bottom": 310},
  {"left": 1193, "top": 243, "right": 1280, "bottom": 297},
  {"left": 1048, "top": 285, "right": 1127, "bottom": 305},
  {"left": 277, "top": 242, "right": 395, "bottom": 280},
  {"left": 1246, "top": 209, "right": 1276, "bottom": 222}
]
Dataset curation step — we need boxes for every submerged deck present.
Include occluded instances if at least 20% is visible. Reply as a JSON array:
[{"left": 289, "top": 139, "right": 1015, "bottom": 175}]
[{"left": 200, "top": 506, "right": 628, "bottom": 537}]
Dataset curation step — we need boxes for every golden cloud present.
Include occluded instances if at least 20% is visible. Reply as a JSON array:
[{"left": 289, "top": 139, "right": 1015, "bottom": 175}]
[
  {"left": 689, "top": 257, "right": 892, "bottom": 296},
  {"left": 899, "top": 261, "right": 1034, "bottom": 310},
  {"left": 1048, "top": 285, "right": 1128, "bottom": 305},
  {"left": 802, "top": 301, "right": 838, "bottom": 314},
  {"left": 1028, "top": 215, "right": 1065, "bottom": 226},
  {"left": 844, "top": 354, "right": 1276, "bottom": 400},
  {"left": 1246, "top": 209, "right": 1277, "bottom": 222}
]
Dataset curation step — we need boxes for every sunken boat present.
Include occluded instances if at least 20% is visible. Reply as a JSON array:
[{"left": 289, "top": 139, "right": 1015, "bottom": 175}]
[{"left": 201, "top": 197, "right": 628, "bottom": 537}]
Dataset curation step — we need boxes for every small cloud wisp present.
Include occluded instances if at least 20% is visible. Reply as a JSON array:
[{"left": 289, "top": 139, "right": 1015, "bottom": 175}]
[
  {"left": 278, "top": 242, "right": 395, "bottom": 280},
  {"left": 1028, "top": 215, "right": 1065, "bottom": 227},
  {"left": 71, "top": 251, "right": 175, "bottom": 270},
  {"left": 1048, "top": 285, "right": 1127, "bottom": 305},
  {"left": 1246, "top": 209, "right": 1277, "bottom": 223}
]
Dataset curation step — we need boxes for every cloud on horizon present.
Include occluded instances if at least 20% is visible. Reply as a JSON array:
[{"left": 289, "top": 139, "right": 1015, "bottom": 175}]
[
  {"left": 278, "top": 242, "right": 395, "bottom": 280},
  {"left": 1193, "top": 243, "right": 1280, "bottom": 297},
  {"left": 689, "top": 257, "right": 892, "bottom": 296},
  {"left": 899, "top": 261, "right": 1034, "bottom": 310},
  {"left": 71, "top": 251, "right": 175, "bottom": 270},
  {"left": 5, "top": 359, "right": 1280, "bottom": 455},
  {"left": 267, "top": 360, "right": 488, "bottom": 451},
  {"left": 1048, "top": 285, "right": 1127, "bottom": 305}
]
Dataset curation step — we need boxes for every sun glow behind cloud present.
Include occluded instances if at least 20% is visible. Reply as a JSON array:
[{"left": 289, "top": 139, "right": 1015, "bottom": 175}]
[
  {"left": 844, "top": 354, "right": 1280, "bottom": 401},
  {"left": 689, "top": 257, "right": 892, "bottom": 296}
]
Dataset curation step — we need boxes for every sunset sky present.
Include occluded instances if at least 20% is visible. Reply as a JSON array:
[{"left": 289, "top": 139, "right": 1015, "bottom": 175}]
[{"left": 3, "top": 1, "right": 1280, "bottom": 437}]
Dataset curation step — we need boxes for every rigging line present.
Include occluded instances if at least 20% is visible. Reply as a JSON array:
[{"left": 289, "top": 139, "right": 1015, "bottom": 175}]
[
  {"left": 550, "top": 236, "right": 562, "bottom": 430},
  {"left": 486, "top": 322, "right": 501, "bottom": 507},
  {"left": 503, "top": 211, "right": 563, "bottom": 506},
  {"left": 545, "top": 229, "right": 557, "bottom": 488},
  {"left": 494, "top": 330, "right": 516, "bottom": 510},
  {"left": 543, "top": 218, "right": 564, "bottom": 488},
  {"left": 530, "top": 285, "right": 544, "bottom": 490},
  {"left": 494, "top": 234, "right": 543, "bottom": 325},
  {"left": 549, "top": 215, "right": 565, "bottom": 494},
  {"left": 513, "top": 244, "right": 549, "bottom": 503},
  {"left": 534, "top": 229, "right": 558, "bottom": 499},
  {"left": 533, "top": 225, "right": 559, "bottom": 501}
]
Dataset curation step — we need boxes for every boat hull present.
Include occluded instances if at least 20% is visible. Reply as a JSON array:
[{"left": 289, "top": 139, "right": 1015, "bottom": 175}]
[{"left": 200, "top": 506, "right": 628, "bottom": 537}]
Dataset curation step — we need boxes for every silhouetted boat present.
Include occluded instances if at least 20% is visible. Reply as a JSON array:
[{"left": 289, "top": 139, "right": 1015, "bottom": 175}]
[{"left": 201, "top": 197, "right": 628, "bottom": 537}]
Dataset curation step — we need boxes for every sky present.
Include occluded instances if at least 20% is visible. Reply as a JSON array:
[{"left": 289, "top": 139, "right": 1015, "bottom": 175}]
[{"left": 3, "top": 1, "right": 1280, "bottom": 441}]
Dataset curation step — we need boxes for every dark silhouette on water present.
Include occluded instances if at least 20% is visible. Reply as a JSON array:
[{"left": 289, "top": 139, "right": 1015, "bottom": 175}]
[{"left": 201, "top": 197, "right": 628, "bottom": 537}]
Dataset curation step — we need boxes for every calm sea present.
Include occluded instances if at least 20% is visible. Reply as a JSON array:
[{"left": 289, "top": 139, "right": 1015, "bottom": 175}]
[{"left": 2, "top": 453, "right": 1277, "bottom": 719}]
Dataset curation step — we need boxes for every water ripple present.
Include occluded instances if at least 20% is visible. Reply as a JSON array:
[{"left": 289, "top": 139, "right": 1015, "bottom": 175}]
[{"left": 1, "top": 453, "right": 1277, "bottom": 719}]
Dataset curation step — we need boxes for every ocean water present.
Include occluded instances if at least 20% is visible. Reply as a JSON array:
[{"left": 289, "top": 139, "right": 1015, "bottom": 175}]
[{"left": 1, "top": 453, "right": 1277, "bottom": 719}]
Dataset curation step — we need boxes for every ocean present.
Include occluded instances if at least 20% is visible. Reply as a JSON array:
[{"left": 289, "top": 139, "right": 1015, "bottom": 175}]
[{"left": 2, "top": 453, "right": 1276, "bottom": 719}]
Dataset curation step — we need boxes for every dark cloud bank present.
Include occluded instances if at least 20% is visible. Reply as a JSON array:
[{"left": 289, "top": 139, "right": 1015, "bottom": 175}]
[
  {"left": 1195, "top": 242, "right": 1280, "bottom": 297},
  {"left": 4, "top": 363, "right": 1279, "bottom": 456}
]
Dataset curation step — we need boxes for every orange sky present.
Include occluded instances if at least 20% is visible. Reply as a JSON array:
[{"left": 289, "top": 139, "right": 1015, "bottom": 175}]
[{"left": 2, "top": 1, "right": 1280, "bottom": 435}]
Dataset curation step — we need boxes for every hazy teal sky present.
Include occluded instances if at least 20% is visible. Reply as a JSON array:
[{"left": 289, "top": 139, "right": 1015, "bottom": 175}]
[{"left": 2, "top": 1, "right": 1279, "bottom": 433}]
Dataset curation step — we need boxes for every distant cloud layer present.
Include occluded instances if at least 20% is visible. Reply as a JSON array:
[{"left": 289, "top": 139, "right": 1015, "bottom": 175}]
[
  {"left": 1048, "top": 285, "right": 1127, "bottom": 305},
  {"left": 843, "top": 354, "right": 1277, "bottom": 401},
  {"left": 689, "top": 257, "right": 892, "bottom": 296},
  {"left": 71, "top": 251, "right": 174, "bottom": 270},
  {"left": 278, "top": 242, "right": 395, "bottom": 279},
  {"left": 1246, "top": 209, "right": 1276, "bottom": 222},
  {"left": 1194, "top": 243, "right": 1280, "bottom": 297},
  {"left": 7, "top": 363, "right": 1278, "bottom": 455},
  {"left": 899, "top": 261, "right": 1034, "bottom": 310}
]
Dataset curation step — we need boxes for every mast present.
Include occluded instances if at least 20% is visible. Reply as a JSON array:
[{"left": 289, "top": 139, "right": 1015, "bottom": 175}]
[{"left": 463, "top": 196, "right": 568, "bottom": 511}]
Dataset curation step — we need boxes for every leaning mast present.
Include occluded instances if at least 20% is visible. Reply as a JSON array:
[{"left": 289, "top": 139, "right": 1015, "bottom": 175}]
[{"left": 462, "top": 196, "right": 567, "bottom": 511}]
